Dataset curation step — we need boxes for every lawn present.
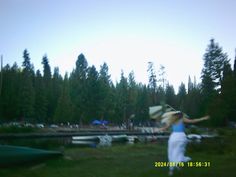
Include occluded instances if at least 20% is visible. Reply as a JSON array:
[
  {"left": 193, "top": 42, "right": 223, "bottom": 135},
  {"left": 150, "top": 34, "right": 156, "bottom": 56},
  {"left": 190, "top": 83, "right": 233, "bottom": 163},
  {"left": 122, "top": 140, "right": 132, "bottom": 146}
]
[{"left": 0, "top": 129, "right": 235, "bottom": 177}]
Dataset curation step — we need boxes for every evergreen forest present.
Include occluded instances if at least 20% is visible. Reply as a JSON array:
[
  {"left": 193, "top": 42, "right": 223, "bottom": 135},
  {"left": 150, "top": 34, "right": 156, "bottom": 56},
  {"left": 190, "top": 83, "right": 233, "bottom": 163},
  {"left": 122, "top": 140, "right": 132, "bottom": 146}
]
[{"left": 0, "top": 39, "right": 236, "bottom": 127}]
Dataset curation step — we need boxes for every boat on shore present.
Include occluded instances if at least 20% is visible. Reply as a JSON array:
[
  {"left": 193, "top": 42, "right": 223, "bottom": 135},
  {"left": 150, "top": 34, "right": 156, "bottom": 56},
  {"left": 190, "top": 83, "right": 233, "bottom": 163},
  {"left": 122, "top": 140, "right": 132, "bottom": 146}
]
[
  {"left": 72, "top": 135, "right": 100, "bottom": 142},
  {"left": 111, "top": 135, "right": 129, "bottom": 143},
  {"left": 0, "top": 145, "right": 62, "bottom": 167},
  {"left": 72, "top": 134, "right": 135, "bottom": 144}
]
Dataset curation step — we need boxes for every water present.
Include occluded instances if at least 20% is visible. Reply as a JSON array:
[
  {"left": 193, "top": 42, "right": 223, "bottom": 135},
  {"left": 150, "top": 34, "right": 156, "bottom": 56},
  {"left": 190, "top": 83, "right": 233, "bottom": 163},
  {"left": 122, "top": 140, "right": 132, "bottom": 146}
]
[
  {"left": 0, "top": 135, "right": 166, "bottom": 150},
  {"left": 0, "top": 137, "right": 129, "bottom": 150},
  {"left": 0, "top": 134, "right": 215, "bottom": 150},
  {"left": 0, "top": 137, "right": 72, "bottom": 150}
]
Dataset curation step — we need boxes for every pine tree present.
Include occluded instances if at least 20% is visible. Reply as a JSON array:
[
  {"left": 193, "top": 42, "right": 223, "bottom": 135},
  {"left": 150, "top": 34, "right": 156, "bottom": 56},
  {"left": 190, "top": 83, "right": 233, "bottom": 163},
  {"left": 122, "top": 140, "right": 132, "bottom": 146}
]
[
  {"left": 234, "top": 50, "right": 236, "bottom": 77},
  {"left": 70, "top": 53, "right": 88, "bottom": 126},
  {"left": 201, "top": 39, "right": 230, "bottom": 126},
  {"left": 201, "top": 39, "right": 228, "bottom": 114},
  {"left": 20, "top": 49, "right": 35, "bottom": 122},
  {"left": 51, "top": 67, "right": 63, "bottom": 122},
  {"left": 127, "top": 71, "right": 138, "bottom": 118},
  {"left": 135, "top": 84, "right": 149, "bottom": 123},
  {"left": 158, "top": 65, "right": 166, "bottom": 89},
  {"left": 41, "top": 55, "right": 52, "bottom": 122},
  {"left": 201, "top": 39, "right": 229, "bottom": 93},
  {"left": 42, "top": 55, "right": 52, "bottom": 80},
  {"left": 98, "top": 62, "right": 114, "bottom": 120},
  {"left": 185, "top": 78, "right": 202, "bottom": 117},
  {"left": 156, "top": 65, "right": 166, "bottom": 106},
  {"left": 85, "top": 65, "right": 101, "bottom": 122},
  {"left": 221, "top": 63, "right": 235, "bottom": 122},
  {"left": 0, "top": 63, "right": 21, "bottom": 120},
  {"left": 147, "top": 62, "right": 157, "bottom": 105},
  {"left": 188, "top": 76, "right": 193, "bottom": 93},
  {"left": 54, "top": 73, "right": 74, "bottom": 123},
  {"left": 34, "top": 70, "right": 47, "bottom": 122},
  {"left": 233, "top": 51, "right": 236, "bottom": 120},
  {"left": 177, "top": 82, "right": 186, "bottom": 111},
  {"left": 0, "top": 55, "right": 3, "bottom": 98},
  {"left": 156, "top": 86, "right": 165, "bottom": 105},
  {"left": 165, "top": 84, "right": 176, "bottom": 108},
  {"left": 115, "top": 71, "right": 128, "bottom": 124},
  {"left": 22, "top": 50, "right": 34, "bottom": 76}
]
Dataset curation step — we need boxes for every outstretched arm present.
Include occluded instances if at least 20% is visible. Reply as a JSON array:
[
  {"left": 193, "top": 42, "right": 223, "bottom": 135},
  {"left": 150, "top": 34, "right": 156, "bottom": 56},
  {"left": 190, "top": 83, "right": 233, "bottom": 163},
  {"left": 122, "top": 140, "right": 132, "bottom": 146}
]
[
  {"left": 157, "top": 123, "right": 171, "bottom": 132},
  {"left": 183, "top": 115, "right": 210, "bottom": 124}
]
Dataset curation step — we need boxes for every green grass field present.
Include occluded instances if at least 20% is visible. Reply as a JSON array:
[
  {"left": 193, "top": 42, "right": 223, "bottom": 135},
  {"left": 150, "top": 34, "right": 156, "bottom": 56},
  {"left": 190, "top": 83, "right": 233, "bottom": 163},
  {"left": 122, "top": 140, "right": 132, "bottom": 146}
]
[{"left": 0, "top": 129, "right": 235, "bottom": 177}]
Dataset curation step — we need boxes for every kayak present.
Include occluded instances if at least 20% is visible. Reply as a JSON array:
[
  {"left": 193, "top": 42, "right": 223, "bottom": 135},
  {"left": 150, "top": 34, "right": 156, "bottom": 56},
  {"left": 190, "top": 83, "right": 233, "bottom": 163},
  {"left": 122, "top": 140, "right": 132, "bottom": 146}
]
[{"left": 0, "top": 145, "right": 62, "bottom": 166}]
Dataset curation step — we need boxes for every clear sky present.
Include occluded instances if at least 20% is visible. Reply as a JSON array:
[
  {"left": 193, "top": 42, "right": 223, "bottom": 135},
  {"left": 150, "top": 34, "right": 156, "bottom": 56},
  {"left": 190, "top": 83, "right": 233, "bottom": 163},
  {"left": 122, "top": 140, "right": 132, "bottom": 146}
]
[{"left": 1, "top": 0, "right": 236, "bottom": 91}]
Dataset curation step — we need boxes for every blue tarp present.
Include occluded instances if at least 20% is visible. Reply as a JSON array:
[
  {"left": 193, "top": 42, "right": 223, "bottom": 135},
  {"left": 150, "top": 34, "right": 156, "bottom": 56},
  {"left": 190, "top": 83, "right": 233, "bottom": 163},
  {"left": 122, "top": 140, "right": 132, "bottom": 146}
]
[
  {"left": 92, "top": 120, "right": 108, "bottom": 125},
  {"left": 102, "top": 120, "right": 108, "bottom": 124}
]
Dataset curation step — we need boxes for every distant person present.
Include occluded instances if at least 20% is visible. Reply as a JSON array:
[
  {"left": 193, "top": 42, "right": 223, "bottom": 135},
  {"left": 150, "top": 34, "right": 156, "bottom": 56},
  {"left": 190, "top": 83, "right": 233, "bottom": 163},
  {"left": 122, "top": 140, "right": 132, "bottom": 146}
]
[{"left": 158, "top": 111, "right": 210, "bottom": 176}]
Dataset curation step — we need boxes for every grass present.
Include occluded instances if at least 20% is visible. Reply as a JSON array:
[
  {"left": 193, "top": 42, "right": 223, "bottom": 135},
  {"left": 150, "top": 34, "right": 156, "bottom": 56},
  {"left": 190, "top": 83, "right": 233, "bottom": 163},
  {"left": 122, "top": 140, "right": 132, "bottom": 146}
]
[{"left": 0, "top": 129, "right": 236, "bottom": 177}]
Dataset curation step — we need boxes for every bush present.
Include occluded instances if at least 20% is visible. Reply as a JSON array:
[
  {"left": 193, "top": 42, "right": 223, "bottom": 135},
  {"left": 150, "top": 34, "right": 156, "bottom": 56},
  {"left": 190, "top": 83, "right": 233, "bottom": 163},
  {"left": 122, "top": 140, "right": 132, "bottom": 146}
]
[{"left": 0, "top": 126, "right": 35, "bottom": 133}]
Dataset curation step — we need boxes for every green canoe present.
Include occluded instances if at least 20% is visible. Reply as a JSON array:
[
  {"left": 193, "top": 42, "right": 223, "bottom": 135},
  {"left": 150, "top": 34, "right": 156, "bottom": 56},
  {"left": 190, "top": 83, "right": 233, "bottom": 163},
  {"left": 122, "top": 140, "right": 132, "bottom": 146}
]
[{"left": 0, "top": 145, "right": 62, "bottom": 166}]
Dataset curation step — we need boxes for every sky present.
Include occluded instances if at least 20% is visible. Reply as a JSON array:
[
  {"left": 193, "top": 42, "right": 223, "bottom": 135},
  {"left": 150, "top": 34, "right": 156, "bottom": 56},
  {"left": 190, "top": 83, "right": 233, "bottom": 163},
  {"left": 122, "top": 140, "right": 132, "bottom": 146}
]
[{"left": 1, "top": 0, "right": 236, "bottom": 91}]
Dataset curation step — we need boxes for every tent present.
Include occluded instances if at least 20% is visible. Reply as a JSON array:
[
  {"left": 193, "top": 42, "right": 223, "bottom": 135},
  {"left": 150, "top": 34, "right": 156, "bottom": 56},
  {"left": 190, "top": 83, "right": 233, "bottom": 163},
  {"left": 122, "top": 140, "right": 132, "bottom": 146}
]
[
  {"left": 92, "top": 120, "right": 101, "bottom": 125},
  {"left": 92, "top": 120, "right": 108, "bottom": 125}
]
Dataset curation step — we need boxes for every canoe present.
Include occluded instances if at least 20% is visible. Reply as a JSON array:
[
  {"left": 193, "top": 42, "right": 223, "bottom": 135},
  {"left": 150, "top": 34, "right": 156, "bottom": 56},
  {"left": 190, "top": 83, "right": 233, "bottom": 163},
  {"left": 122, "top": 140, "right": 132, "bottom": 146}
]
[
  {"left": 0, "top": 145, "right": 62, "bottom": 166},
  {"left": 200, "top": 134, "right": 218, "bottom": 138},
  {"left": 71, "top": 140, "right": 97, "bottom": 148},
  {"left": 72, "top": 135, "right": 136, "bottom": 144},
  {"left": 72, "top": 136, "right": 100, "bottom": 142},
  {"left": 72, "top": 140, "right": 95, "bottom": 145},
  {"left": 111, "top": 135, "right": 129, "bottom": 143}
]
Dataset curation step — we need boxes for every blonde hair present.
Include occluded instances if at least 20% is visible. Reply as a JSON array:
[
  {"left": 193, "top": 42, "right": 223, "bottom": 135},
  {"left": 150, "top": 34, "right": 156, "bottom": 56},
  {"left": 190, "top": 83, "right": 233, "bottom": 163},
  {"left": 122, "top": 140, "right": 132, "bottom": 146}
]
[
  {"left": 161, "top": 111, "right": 183, "bottom": 125},
  {"left": 169, "top": 114, "right": 182, "bottom": 125}
]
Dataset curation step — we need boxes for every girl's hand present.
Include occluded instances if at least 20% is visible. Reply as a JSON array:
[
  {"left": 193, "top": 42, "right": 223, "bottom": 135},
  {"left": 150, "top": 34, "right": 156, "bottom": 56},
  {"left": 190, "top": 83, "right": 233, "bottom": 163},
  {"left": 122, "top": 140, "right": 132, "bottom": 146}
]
[{"left": 204, "top": 115, "right": 210, "bottom": 120}]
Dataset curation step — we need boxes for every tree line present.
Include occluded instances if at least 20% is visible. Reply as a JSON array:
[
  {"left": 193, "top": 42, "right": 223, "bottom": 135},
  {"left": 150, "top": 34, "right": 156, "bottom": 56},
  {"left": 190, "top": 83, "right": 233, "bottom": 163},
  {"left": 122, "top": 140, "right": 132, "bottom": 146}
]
[{"left": 0, "top": 39, "right": 236, "bottom": 126}]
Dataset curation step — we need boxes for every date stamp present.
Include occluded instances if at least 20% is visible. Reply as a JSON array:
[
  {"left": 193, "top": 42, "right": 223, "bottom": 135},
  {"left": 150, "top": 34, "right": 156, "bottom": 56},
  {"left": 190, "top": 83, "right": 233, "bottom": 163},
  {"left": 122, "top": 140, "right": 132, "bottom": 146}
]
[
  {"left": 155, "top": 161, "right": 184, "bottom": 168},
  {"left": 154, "top": 161, "right": 211, "bottom": 168}
]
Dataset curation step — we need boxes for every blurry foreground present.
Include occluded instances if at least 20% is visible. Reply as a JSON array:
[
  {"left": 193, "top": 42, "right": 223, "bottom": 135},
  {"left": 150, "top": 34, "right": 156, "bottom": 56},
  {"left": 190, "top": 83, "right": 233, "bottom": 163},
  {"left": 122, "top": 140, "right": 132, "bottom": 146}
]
[{"left": 0, "top": 129, "right": 235, "bottom": 177}]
